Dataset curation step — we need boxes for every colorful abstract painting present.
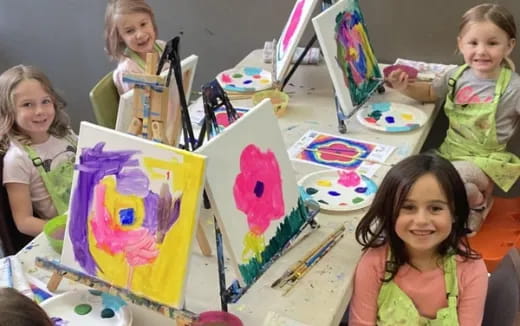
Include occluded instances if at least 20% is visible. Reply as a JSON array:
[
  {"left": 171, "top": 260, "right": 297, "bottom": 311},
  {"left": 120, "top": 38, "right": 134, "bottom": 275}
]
[
  {"left": 312, "top": 0, "right": 382, "bottom": 116},
  {"left": 275, "top": 0, "right": 320, "bottom": 82},
  {"left": 61, "top": 122, "right": 206, "bottom": 308},
  {"left": 288, "top": 130, "right": 395, "bottom": 177},
  {"left": 196, "top": 100, "right": 308, "bottom": 286}
]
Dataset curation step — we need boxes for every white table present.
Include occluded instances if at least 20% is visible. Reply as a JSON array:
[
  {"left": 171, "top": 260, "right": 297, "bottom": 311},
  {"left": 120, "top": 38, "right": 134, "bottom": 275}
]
[{"left": 17, "top": 49, "right": 436, "bottom": 326}]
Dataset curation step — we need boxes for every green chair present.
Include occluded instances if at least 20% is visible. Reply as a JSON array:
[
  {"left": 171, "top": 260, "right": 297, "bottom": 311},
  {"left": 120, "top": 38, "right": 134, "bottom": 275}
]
[{"left": 89, "top": 71, "right": 120, "bottom": 129}]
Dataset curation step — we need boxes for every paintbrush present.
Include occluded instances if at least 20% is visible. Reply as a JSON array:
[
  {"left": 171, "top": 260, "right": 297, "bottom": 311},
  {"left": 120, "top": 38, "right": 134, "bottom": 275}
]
[
  {"left": 272, "top": 225, "right": 345, "bottom": 288},
  {"left": 282, "top": 232, "right": 345, "bottom": 295},
  {"left": 303, "top": 148, "right": 393, "bottom": 167}
]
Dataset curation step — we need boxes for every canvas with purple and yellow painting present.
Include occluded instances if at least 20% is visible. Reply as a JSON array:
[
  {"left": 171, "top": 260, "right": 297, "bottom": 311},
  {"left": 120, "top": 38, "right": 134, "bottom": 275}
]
[
  {"left": 196, "top": 99, "right": 308, "bottom": 286},
  {"left": 312, "top": 0, "right": 382, "bottom": 116},
  {"left": 60, "top": 122, "right": 206, "bottom": 308}
]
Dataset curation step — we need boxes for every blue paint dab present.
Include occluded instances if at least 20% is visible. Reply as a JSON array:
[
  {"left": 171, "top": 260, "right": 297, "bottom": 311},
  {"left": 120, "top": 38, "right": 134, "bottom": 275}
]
[
  {"left": 243, "top": 80, "right": 253, "bottom": 85},
  {"left": 328, "top": 191, "right": 341, "bottom": 196},
  {"left": 254, "top": 181, "right": 264, "bottom": 197},
  {"left": 355, "top": 187, "right": 367, "bottom": 193},
  {"left": 101, "top": 293, "right": 127, "bottom": 312},
  {"left": 386, "top": 126, "right": 413, "bottom": 132},
  {"left": 361, "top": 176, "right": 378, "bottom": 195},
  {"left": 244, "top": 67, "right": 262, "bottom": 76},
  {"left": 385, "top": 116, "right": 395, "bottom": 124},
  {"left": 318, "top": 199, "right": 329, "bottom": 205},
  {"left": 371, "top": 102, "right": 391, "bottom": 112},
  {"left": 119, "top": 208, "right": 135, "bottom": 225}
]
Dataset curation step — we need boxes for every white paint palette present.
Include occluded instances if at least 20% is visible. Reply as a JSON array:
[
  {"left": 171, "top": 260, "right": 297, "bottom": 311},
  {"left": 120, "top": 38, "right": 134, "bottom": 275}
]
[
  {"left": 41, "top": 290, "right": 132, "bottom": 326},
  {"left": 216, "top": 66, "right": 272, "bottom": 93},
  {"left": 356, "top": 102, "right": 428, "bottom": 132},
  {"left": 299, "top": 169, "right": 377, "bottom": 212}
]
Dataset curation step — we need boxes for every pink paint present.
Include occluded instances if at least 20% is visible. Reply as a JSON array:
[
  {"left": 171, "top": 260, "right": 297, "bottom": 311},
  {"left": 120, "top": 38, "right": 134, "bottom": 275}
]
[
  {"left": 90, "top": 183, "right": 158, "bottom": 267},
  {"left": 233, "top": 145, "right": 285, "bottom": 235},
  {"left": 282, "top": 0, "right": 305, "bottom": 52},
  {"left": 338, "top": 171, "right": 361, "bottom": 188},
  {"left": 221, "top": 73, "right": 233, "bottom": 84},
  {"left": 197, "top": 311, "right": 243, "bottom": 326},
  {"left": 365, "top": 117, "right": 377, "bottom": 123}
]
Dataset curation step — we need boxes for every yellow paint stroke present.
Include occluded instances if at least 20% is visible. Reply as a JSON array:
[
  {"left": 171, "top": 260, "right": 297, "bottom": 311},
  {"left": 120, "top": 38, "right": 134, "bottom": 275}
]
[
  {"left": 356, "top": 24, "right": 378, "bottom": 77},
  {"left": 88, "top": 150, "right": 206, "bottom": 307},
  {"left": 401, "top": 113, "right": 414, "bottom": 121},
  {"left": 317, "top": 179, "right": 332, "bottom": 187},
  {"left": 242, "top": 231, "right": 265, "bottom": 263}
]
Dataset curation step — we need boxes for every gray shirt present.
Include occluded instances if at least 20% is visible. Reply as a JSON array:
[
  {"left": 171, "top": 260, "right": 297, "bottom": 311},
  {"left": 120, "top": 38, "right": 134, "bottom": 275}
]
[{"left": 432, "top": 67, "right": 520, "bottom": 144}]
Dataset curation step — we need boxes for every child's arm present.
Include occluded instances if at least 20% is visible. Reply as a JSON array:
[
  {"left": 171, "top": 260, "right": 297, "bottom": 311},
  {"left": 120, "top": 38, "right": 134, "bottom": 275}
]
[
  {"left": 386, "top": 70, "right": 438, "bottom": 103},
  {"left": 5, "top": 183, "right": 46, "bottom": 236},
  {"left": 456, "top": 258, "right": 488, "bottom": 326},
  {"left": 348, "top": 248, "right": 384, "bottom": 325}
]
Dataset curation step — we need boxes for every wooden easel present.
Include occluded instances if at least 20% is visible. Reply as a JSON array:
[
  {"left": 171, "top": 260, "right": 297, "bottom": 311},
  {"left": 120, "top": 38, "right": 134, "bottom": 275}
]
[
  {"left": 122, "top": 53, "right": 212, "bottom": 257},
  {"left": 36, "top": 257, "right": 197, "bottom": 326}
]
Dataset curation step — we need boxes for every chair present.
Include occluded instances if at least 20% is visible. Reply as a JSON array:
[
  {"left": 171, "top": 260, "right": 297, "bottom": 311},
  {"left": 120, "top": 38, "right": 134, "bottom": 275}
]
[
  {"left": 89, "top": 71, "right": 120, "bottom": 129},
  {"left": 0, "top": 153, "right": 33, "bottom": 256},
  {"left": 483, "top": 248, "right": 520, "bottom": 326}
]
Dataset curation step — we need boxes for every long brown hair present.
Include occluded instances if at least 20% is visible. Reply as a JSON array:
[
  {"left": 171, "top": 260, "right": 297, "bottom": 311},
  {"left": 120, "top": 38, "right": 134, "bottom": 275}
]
[
  {"left": 0, "top": 287, "right": 53, "bottom": 326},
  {"left": 0, "top": 65, "right": 71, "bottom": 153},
  {"left": 459, "top": 3, "right": 517, "bottom": 70},
  {"left": 355, "top": 153, "right": 479, "bottom": 281},
  {"left": 104, "top": 0, "right": 158, "bottom": 60}
]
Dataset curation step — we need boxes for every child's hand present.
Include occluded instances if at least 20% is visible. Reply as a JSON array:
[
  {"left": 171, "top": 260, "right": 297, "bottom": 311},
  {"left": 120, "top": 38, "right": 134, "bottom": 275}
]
[{"left": 386, "top": 69, "right": 411, "bottom": 91}]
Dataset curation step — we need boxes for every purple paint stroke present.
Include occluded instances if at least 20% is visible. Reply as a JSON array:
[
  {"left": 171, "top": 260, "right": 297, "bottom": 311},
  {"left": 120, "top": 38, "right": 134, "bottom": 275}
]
[
  {"left": 69, "top": 142, "right": 140, "bottom": 275},
  {"left": 156, "top": 183, "right": 182, "bottom": 243},
  {"left": 142, "top": 191, "right": 159, "bottom": 233},
  {"left": 116, "top": 168, "right": 150, "bottom": 196}
]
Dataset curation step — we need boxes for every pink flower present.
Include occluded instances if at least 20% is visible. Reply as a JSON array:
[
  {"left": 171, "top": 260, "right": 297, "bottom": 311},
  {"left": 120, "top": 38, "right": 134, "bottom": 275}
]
[{"left": 233, "top": 145, "right": 285, "bottom": 235}]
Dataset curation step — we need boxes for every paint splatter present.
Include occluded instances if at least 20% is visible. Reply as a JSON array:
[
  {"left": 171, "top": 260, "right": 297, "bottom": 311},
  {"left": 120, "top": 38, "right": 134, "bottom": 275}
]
[
  {"left": 221, "top": 74, "right": 232, "bottom": 83},
  {"left": 317, "top": 179, "right": 332, "bottom": 187},
  {"left": 338, "top": 171, "right": 361, "bottom": 187},
  {"left": 352, "top": 197, "right": 364, "bottom": 204},
  {"left": 232, "top": 73, "right": 243, "bottom": 78},
  {"left": 355, "top": 187, "right": 367, "bottom": 193},
  {"left": 318, "top": 199, "right": 329, "bottom": 205},
  {"left": 244, "top": 67, "right": 262, "bottom": 76},
  {"left": 74, "top": 304, "right": 92, "bottom": 315},
  {"left": 243, "top": 80, "right": 253, "bottom": 85},
  {"left": 101, "top": 308, "right": 115, "bottom": 319},
  {"left": 372, "top": 102, "right": 391, "bottom": 112},
  {"left": 401, "top": 113, "right": 413, "bottom": 121},
  {"left": 306, "top": 187, "right": 318, "bottom": 195},
  {"left": 385, "top": 116, "right": 395, "bottom": 124},
  {"left": 328, "top": 191, "right": 341, "bottom": 196},
  {"left": 51, "top": 317, "right": 69, "bottom": 326}
]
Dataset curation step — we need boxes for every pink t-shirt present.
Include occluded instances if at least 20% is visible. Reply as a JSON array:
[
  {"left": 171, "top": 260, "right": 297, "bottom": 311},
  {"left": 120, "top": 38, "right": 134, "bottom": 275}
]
[{"left": 349, "top": 245, "right": 488, "bottom": 326}]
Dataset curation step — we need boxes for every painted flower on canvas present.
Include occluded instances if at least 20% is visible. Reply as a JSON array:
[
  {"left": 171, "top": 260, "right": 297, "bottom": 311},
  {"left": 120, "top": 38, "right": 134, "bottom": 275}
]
[{"left": 233, "top": 144, "right": 285, "bottom": 261}]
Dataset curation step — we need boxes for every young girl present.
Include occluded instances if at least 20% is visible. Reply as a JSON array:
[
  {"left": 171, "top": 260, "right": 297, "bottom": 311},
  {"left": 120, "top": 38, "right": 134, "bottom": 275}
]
[
  {"left": 0, "top": 65, "right": 77, "bottom": 237},
  {"left": 104, "top": 0, "right": 182, "bottom": 145},
  {"left": 349, "top": 154, "right": 488, "bottom": 325},
  {"left": 387, "top": 3, "right": 520, "bottom": 233},
  {"left": 0, "top": 287, "right": 53, "bottom": 325}
]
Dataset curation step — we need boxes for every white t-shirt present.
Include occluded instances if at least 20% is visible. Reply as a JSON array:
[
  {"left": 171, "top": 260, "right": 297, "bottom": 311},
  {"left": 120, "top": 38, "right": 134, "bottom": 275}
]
[{"left": 3, "top": 134, "right": 77, "bottom": 219}]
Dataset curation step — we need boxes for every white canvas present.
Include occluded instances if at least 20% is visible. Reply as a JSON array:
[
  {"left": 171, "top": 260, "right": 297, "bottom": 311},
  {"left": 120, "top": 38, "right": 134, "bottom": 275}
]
[
  {"left": 312, "top": 0, "right": 382, "bottom": 117},
  {"left": 61, "top": 122, "right": 207, "bottom": 307},
  {"left": 115, "top": 54, "right": 198, "bottom": 145},
  {"left": 275, "top": 0, "right": 320, "bottom": 83},
  {"left": 196, "top": 100, "right": 306, "bottom": 285}
]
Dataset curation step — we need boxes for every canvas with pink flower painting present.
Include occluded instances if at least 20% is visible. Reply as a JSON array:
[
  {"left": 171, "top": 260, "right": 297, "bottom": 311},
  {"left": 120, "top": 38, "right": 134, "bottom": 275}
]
[
  {"left": 196, "top": 99, "right": 308, "bottom": 286},
  {"left": 60, "top": 122, "right": 206, "bottom": 308},
  {"left": 312, "top": 0, "right": 383, "bottom": 117},
  {"left": 275, "top": 0, "right": 320, "bottom": 82}
]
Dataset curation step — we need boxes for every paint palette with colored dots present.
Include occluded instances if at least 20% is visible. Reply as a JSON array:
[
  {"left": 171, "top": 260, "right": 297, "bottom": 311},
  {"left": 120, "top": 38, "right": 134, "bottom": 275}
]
[
  {"left": 216, "top": 66, "right": 273, "bottom": 93},
  {"left": 356, "top": 102, "right": 428, "bottom": 133},
  {"left": 41, "top": 290, "right": 132, "bottom": 326},
  {"left": 299, "top": 169, "right": 377, "bottom": 212}
]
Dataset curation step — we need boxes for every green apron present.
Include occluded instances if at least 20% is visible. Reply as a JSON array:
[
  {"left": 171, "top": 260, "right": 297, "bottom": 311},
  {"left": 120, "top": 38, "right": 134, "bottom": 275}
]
[
  {"left": 377, "top": 252, "right": 459, "bottom": 325},
  {"left": 438, "top": 64, "right": 520, "bottom": 192},
  {"left": 23, "top": 135, "right": 76, "bottom": 216},
  {"left": 125, "top": 42, "right": 164, "bottom": 70}
]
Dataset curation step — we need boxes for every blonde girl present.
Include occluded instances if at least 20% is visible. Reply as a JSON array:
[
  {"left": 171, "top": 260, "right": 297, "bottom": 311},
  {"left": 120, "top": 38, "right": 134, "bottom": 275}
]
[
  {"left": 387, "top": 3, "right": 520, "bottom": 233},
  {"left": 0, "top": 65, "right": 76, "bottom": 236}
]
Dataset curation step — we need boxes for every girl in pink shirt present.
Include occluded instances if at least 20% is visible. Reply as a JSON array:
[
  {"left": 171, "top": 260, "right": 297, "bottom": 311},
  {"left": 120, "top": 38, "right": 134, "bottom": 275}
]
[{"left": 349, "top": 153, "right": 488, "bottom": 325}]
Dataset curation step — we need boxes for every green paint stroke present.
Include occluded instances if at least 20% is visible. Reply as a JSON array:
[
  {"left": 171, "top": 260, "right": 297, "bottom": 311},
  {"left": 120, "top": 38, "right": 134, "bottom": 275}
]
[{"left": 239, "top": 198, "right": 308, "bottom": 285}]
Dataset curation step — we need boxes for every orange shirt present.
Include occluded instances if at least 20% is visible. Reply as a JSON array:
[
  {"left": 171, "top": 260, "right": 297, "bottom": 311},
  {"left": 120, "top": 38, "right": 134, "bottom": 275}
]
[{"left": 349, "top": 245, "right": 488, "bottom": 326}]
